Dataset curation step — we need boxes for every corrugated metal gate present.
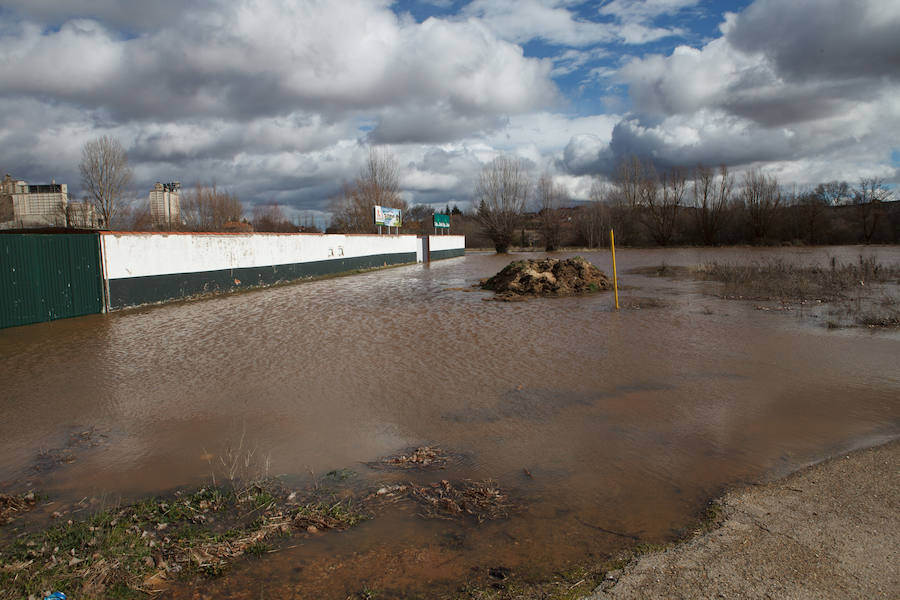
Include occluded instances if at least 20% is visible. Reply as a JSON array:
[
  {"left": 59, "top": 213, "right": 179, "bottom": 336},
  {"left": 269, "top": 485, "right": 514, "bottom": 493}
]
[{"left": 0, "top": 233, "right": 104, "bottom": 329}]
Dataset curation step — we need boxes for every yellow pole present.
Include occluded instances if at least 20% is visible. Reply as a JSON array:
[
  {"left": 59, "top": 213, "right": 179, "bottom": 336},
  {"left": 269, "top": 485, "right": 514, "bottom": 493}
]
[{"left": 610, "top": 229, "right": 619, "bottom": 310}]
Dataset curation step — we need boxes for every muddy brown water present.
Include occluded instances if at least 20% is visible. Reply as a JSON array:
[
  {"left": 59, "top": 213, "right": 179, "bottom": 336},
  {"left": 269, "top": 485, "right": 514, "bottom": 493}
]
[{"left": 2, "top": 246, "right": 899, "bottom": 598}]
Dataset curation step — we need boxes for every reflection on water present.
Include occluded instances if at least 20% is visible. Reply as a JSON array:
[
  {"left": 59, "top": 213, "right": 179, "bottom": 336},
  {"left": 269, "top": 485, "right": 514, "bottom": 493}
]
[{"left": 2, "top": 246, "right": 899, "bottom": 598}]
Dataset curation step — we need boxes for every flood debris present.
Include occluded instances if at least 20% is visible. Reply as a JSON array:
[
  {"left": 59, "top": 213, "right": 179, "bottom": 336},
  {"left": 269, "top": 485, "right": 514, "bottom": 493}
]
[
  {"left": 0, "top": 481, "right": 368, "bottom": 598},
  {"left": 480, "top": 257, "right": 611, "bottom": 300},
  {"left": 0, "top": 491, "right": 36, "bottom": 525},
  {"left": 368, "top": 446, "right": 454, "bottom": 470},
  {"left": 32, "top": 426, "right": 109, "bottom": 473},
  {"left": 366, "top": 479, "right": 514, "bottom": 523}
]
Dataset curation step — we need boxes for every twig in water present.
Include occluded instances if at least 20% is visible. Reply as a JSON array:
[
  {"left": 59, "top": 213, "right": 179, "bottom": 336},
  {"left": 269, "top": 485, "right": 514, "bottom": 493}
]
[{"left": 575, "top": 517, "right": 640, "bottom": 541}]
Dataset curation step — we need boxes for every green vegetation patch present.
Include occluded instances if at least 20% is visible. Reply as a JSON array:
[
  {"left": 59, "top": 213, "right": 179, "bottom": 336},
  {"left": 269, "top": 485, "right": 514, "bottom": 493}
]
[{"left": 0, "top": 482, "right": 368, "bottom": 599}]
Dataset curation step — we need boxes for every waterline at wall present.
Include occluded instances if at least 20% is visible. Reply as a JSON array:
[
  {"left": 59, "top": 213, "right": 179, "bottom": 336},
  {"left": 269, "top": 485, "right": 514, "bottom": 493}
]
[
  {"left": 100, "top": 232, "right": 465, "bottom": 310},
  {"left": 0, "top": 232, "right": 465, "bottom": 327}
]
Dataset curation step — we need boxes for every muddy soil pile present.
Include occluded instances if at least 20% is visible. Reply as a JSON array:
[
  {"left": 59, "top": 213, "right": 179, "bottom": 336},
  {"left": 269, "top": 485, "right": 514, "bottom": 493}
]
[{"left": 482, "top": 257, "right": 611, "bottom": 299}]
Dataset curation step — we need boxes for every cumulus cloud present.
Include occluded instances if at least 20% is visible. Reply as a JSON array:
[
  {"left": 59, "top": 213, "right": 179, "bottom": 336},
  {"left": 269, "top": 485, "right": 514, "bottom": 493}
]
[
  {"left": 1, "top": 0, "right": 896, "bottom": 221},
  {"left": 598, "top": 0, "right": 700, "bottom": 23},
  {"left": 0, "top": 0, "right": 559, "bottom": 210},
  {"left": 599, "top": 0, "right": 900, "bottom": 184},
  {"left": 0, "top": 1, "right": 556, "bottom": 125}
]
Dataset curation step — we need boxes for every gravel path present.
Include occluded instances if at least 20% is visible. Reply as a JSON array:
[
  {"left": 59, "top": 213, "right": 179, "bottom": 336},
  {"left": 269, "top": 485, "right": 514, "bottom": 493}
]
[{"left": 586, "top": 439, "right": 900, "bottom": 599}]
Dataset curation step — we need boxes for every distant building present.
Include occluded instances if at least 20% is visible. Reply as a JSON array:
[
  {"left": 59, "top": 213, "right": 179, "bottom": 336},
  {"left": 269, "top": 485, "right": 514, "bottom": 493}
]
[
  {"left": 66, "top": 201, "right": 100, "bottom": 229},
  {"left": 0, "top": 174, "right": 69, "bottom": 229},
  {"left": 150, "top": 182, "right": 181, "bottom": 229}
]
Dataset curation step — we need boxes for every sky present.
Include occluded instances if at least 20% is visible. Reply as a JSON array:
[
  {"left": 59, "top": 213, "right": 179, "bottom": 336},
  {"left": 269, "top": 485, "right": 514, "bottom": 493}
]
[{"left": 0, "top": 0, "right": 898, "bottom": 224}]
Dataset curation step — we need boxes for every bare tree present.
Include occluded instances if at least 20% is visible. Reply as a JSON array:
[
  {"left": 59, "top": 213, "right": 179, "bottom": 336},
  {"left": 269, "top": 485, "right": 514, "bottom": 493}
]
[
  {"left": 815, "top": 181, "right": 851, "bottom": 206},
  {"left": 403, "top": 204, "right": 435, "bottom": 234},
  {"left": 610, "top": 155, "right": 644, "bottom": 244},
  {"left": 576, "top": 180, "right": 610, "bottom": 248},
  {"left": 692, "top": 164, "right": 733, "bottom": 245},
  {"left": 854, "top": 177, "right": 890, "bottom": 244},
  {"left": 129, "top": 202, "right": 153, "bottom": 231},
  {"left": 181, "top": 183, "right": 244, "bottom": 231},
  {"left": 536, "top": 173, "right": 566, "bottom": 251},
  {"left": 252, "top": 203, "right": 295, "bottom": 232},
  {"left": 329, "top": 147, "right": 406, "bottom": 233},
  {"left": 474, "top": 156, "right": 530, "bottom": 253},
  {"left": 79, "top": 135, "right": 133, "bottom": 229},
  {"left": 328, "top": 183, "right": 366, "bottom": 233},
  {"left": 643, "top": 166, "right": 685, "bottom": 246},
  {"left": 791, "top": 186, "right": 828, "bottom": 244},
  {"left": 741, "top": 168, "right": 781, "bottom": 242},
  {"left": 356, "top": 147, "right": 403, "bottom": 208}
]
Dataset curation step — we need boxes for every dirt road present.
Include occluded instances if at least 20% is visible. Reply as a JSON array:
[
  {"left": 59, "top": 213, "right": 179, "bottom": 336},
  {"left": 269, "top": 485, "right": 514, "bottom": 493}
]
[{"left": 587, "top": 439, "right": 899, "bottom": 599}]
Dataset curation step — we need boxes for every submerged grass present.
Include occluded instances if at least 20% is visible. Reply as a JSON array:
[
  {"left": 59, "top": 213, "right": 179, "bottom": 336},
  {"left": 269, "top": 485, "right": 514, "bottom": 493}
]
[
  {"left": 0, "top": 493, "right": 37, "bottom": 526},
  {"left": 633, "top": 256, "right": 900, "bottom": 328},
  {"left": 697, "top": 256, "right": 900, "bottom": 303},
  {"left": 0, "top": 481, "right": 368, "bottom": 599}
]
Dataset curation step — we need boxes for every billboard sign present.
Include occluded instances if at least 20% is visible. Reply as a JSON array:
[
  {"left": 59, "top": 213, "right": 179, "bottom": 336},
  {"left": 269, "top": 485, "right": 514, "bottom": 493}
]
[
  {"left": 433, "top": 214, "right": 450, "bottom": 229},
  {"left": 374, "top": 205, "right": 402, "bottom": 227}
]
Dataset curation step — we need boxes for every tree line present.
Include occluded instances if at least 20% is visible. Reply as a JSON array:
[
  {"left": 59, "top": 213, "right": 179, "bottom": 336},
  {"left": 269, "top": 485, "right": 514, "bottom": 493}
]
[
  {"left": 74, "top": 136, "right": 897, "bottom": 245},
  {"left": 467, "top": 155, "right": 898, "bottom": 251},
  {"left": 77, "top": 136, "right": 316, "bottom": 232}
]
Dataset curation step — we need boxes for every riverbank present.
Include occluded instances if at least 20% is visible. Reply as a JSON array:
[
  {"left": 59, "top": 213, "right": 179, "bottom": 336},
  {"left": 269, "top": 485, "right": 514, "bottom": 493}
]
[{"left": 585, "top": 438, "right": 899, "bottom": 599}]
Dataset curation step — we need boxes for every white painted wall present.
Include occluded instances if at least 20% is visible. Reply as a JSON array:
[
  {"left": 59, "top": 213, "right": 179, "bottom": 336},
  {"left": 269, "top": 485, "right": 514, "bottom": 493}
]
[
  {"left": 102, "top": 233, "right": 419, "bottom": 280},
  {"left": 428, "top": 235, "right": 465, "bottom": 252}
]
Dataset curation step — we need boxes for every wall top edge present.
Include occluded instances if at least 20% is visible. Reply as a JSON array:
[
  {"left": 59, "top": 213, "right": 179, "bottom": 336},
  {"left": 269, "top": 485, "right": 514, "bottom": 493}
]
[{"left": 100, "top": 231, "right": 428, "bottom": 238}]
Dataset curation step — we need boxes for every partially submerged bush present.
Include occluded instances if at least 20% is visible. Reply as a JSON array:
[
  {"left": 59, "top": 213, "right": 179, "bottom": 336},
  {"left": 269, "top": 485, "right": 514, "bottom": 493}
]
[{"left": 697, "top": 257, "right": 900, "bottom": 302}]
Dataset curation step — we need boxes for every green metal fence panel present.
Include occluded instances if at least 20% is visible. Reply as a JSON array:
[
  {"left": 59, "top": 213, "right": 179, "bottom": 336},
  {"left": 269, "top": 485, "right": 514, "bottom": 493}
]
[{"left": 0, "top": 233, "right": 104, "bottom": 329}]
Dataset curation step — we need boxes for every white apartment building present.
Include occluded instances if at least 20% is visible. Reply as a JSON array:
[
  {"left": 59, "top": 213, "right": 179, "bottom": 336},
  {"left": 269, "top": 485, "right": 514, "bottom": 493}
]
[
  {"left": 150, "top": 182, "right": 181, "bottom": 229},
  {"left": 0, "top": 174, "right": 69, "bottom": 229}
]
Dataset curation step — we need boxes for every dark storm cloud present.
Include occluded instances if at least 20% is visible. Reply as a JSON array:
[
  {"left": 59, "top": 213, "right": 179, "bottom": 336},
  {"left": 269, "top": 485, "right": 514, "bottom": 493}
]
[
  {"left": 608, "top": 119, "right": 795, "bottom": 170},
  {"left": 727, "top": 0, "right": 900, "bottom": 82},
  {"left": 0, "top": 0, "right": 212, "bottom": 31}
]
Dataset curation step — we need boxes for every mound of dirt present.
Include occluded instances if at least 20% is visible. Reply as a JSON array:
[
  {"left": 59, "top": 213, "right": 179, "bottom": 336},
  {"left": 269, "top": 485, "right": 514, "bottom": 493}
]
[{"left": 481, "top": 257, "right": 611, "bottom": 299}]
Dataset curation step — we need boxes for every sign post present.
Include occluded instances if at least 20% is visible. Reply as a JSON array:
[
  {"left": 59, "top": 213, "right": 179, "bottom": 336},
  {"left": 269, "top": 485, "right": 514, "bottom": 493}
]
[
  {"left": 374, "top": 205, "right": 402, "bottom": 233},
  {"left": 433, "top": 213, "right": 450, "bottom": 235}
]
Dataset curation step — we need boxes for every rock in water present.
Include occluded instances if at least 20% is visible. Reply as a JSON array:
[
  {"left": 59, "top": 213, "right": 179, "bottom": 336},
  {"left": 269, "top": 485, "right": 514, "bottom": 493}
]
[{"left": 481, "top": 257, "right": 611, "bottom": 299}]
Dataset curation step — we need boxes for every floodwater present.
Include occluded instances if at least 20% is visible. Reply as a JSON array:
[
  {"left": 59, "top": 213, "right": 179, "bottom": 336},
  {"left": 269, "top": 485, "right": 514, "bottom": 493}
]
[{"left": 2, "top": 246, "right": 899, "bottom": 598}]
